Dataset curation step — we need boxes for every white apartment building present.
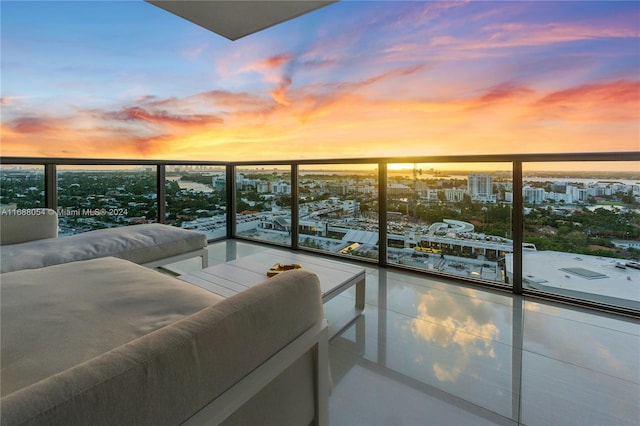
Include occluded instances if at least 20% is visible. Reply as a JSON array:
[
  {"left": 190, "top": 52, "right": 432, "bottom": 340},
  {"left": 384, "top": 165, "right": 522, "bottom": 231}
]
[
  {"left": 444, "top": 188, "right": 466, "bottom": 202},
  {"left": 566, "top": 184, "right": 589, "bottom": 203},
  {"left": 523, "top": 186, "right": 545, "bottom": 204},
  {"left": 270, "top": 181, "right": 291, "bottom": 194},
  {"left": 257, "top": 182, "right": 270, "bottom": 193},
  {"left": 468, "top": 174, "right": 496, "bottom": 203},
  {"left": 504, "top": 192, "right": 513, "bottom": 203},
  {"left": 425, "top": 188, "right": 440, "bottom": 201}
]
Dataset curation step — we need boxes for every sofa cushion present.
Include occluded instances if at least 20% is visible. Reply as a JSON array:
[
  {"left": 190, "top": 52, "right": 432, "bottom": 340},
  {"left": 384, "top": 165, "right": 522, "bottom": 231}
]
[
  {"left": 0, "top": 208, "right": 58, "bottom": 245},
  {"left": 1, "top": 256, "right": 224, "bottom": 396},
  {"left": 0, "top": 223, "right": 207, "bottom": 273}
]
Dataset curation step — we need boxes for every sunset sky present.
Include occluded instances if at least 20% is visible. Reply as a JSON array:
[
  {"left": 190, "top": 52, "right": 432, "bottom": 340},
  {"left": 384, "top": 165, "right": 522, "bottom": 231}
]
[{"left": 1, "top": 0, "right": 639, "bottom": 162}]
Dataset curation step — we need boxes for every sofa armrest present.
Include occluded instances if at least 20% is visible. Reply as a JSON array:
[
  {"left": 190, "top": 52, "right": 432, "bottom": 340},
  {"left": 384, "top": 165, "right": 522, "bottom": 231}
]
[
  {"left": 0, "top": 209, "right": 58, "bottom": 245},
  {"left": 183, "top": 319, "right": 329, "bottom": 426}
]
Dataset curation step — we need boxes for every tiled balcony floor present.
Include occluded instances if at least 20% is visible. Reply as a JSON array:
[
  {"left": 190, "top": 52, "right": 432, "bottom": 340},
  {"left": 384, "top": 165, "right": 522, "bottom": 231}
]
[{"left": 171, "top": 240, "right": 640, "bottom": 426}]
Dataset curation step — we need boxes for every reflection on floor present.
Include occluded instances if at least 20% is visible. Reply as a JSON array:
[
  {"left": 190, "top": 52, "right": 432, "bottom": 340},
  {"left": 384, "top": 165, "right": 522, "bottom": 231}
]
[{"left": 170, "top": 240, "right": 640, "bottom": 426}]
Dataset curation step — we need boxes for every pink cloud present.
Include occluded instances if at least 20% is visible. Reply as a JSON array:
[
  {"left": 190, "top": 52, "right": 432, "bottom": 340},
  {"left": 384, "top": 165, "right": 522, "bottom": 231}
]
[
  {"left": 6, "top": 116, "right": 61, "bottom": 133},
  {"left": 104, "top": 106, "right": 222, "bottom": 126},
  {"left": 193, "top": 90, "right": 270, "bottom": 109},
  {"left": 538, "top": 80, "right": 639, "bottom": 105},
  {"left": 532, "top": 79, "right": 640, "bottom": 121},
  {"left": 475, "top": 20, "right": 638, "bottom": 49},
  {"left": 241, "top": 53, "right": 291, "bottom": 74},
  {"left": 478, "top": 83, "right": 534, "bottom": 103},
  {"left": 271, "top": 76, "right": 292, "bottom": 106},
  {"left": 0, "top": 96, "right": 21, "bottom": 106}
]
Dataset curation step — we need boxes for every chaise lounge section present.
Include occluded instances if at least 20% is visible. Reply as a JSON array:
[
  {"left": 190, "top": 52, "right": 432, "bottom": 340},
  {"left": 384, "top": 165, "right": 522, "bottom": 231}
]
[
  {"left": 1, "top": 257, "right": 329, "bottom": 425},
  {"left": 0, "top": 209, "right": 208, "bottom": 273}
]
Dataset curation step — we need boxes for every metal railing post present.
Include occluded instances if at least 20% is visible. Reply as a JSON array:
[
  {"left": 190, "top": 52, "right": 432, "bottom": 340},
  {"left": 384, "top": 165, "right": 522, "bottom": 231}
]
[
  {"left": 157, "top": 164, "right": 166, "bottom": 223},
  {"left": 291, "top": 163, "right": 299, "bottom": 250},
  {"left": 227, "top": 164, "right": 236, "bottom": 238},
  {"left": 378, "top": 162, "right": 388, "bottom": 267},
  {"left": 44, "top": 163, "right": 57, "bottom": 211},
  {"left": 512, "top": 160, "right": 523, "bottom": 294}
]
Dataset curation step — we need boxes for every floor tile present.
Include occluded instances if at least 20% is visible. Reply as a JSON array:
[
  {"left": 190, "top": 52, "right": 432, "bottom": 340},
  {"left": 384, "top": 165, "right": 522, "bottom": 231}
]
[
  {"left": 520, "top": 350, "right": 640, "bottom": 426},
  {"left": 523, "top": 309, "right": 640, "bottom": 382},
  {"left": 330, "top": 346, "right": 517, "bottom": 426}
]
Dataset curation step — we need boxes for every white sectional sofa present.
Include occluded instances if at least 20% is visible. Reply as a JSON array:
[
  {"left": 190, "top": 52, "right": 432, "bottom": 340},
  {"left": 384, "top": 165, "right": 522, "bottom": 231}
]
[
  {"left": 0, "top": 209, "right": 208, "bottom": 273},
  {"left": 0, "top": 211, "right": 330, "bottom": 425}
]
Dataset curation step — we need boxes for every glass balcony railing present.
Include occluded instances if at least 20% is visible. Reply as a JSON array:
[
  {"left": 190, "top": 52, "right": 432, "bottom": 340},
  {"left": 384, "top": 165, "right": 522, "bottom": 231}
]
[
  {"left": 386, "top": 162, "right": 513, "bottom": 286},
  {"left": 165, "top": 165, "right": 227, "bottom": 240},
  {"left": 55, "top": 165, "right": 158, "bottom": 235},
  {"left": 0, "top": 165, "right": 45, "bottom": 209},
  {"left": 518, "top": 161, "right": 640, "bottom": 310},
  {"left": 298, "top": 164, "right": 379, "bottom": 260},
  {"left": 0, "top": 153, "right": 638, "bottom": 316},
  {"left": 234, "top": 165, "right": 292, "bottom": 246}
]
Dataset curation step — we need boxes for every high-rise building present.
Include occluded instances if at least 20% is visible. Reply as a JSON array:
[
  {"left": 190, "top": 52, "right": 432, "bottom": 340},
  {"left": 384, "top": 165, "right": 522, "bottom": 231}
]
[
  {"left": 523, "top": 186, "right": 546, "bottom": 204},
  {"left": 468, "top": 174, "right": 496, "bottom": 203}
]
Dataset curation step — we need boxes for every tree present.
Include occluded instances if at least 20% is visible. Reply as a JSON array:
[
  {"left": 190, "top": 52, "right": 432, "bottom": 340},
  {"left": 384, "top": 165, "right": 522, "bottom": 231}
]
[{"left": 276, "top": 195, "right": 292, "bottom": 208}]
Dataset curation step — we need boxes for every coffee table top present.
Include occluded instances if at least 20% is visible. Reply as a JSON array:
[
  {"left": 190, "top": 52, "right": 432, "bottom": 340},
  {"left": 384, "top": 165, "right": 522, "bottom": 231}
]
[{"left": 178, "top": 249, "right": 366, "bottom": 303}]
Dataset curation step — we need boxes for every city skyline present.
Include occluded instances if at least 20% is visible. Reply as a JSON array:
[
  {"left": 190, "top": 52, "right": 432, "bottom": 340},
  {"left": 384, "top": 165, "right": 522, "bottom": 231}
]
[{"left": 1, "top": 1, "right": 639, "bottom": 162}]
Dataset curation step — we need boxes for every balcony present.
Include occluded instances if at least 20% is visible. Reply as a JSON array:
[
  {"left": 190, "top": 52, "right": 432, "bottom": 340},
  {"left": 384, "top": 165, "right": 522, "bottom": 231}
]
[{"left": 1, "top": 153, "right": 639, "bottom": 425}]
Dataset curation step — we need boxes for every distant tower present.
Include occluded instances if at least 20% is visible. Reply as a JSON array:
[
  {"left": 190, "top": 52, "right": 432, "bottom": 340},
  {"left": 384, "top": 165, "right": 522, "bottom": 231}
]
[{"left": 468, "top": 174, "right": 493, "bottom": 201}]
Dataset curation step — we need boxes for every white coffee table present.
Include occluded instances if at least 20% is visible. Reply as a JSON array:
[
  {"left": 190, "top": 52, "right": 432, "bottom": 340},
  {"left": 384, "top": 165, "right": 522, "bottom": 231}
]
[{"left": 177, "top": 249, "right": 365, "bottom": 338}]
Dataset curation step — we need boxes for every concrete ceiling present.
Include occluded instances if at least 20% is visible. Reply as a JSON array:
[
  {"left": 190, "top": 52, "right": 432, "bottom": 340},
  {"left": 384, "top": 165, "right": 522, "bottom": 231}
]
[{"left": 146, "top": 1, "right": 337, "bottom": 41}]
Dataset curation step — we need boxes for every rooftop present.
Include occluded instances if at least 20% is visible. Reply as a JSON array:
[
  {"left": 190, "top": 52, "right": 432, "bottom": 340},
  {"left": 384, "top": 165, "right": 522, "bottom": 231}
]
[{"left": 506, "top": 251, "right": 640, "bottom": 309}]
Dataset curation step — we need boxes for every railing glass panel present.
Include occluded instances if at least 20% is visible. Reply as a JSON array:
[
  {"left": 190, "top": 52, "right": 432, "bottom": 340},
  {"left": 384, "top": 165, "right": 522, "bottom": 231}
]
[
  {"left": 165, "top": 165, "right": 227, "bottom": 240},
  {"left": 386, "top": 162, "right": 513, "bottom": 285},
  {"left": 0, "top": 165, "right": 45, "bottom": 210},
  {"left": 56, "top": 165, "right": 157, "bottom": 236},
  {"left": 520, "top": 161, "right": 640, "bottom": 310},
  {"left": 235, "top": 165, "right": 292, "bottom": 246},
  {"left": 298, "top": 164, "right": 379, "bottom": 260}
]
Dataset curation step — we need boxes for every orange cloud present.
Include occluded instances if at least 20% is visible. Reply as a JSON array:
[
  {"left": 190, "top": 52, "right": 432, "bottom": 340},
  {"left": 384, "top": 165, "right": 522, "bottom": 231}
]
[
  {"left": 0, "top": 96, "right": 25, "bottom": 106},
  {"left": 537, "top": 80, "right": 639, "bottom": 107},
  {"left": 467, "top": 82, "right": 536, "bottom": 110},
  {"left": 5, "top": 116, "right": 62, "bottom": 133},
  {"left": 258, "top": 53, "right": 291, "bottom": 69},
  {"left": 0, "top": 121, "right": 164, "bottom": 159},
  {"left": 192, "top": 91, "right": 269, "bottom": 109},
  {"left": 531, "top": 80, "right": 640, "bottom": 122},
  {"left": 104, "top": 107, "right": 223, "bottom": 127},
  {"left": 271, "top": 76, "right": 292, "bottom": 106},
  {"left": 239, "top": 53, "right": 292, "bottom": 85}
]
